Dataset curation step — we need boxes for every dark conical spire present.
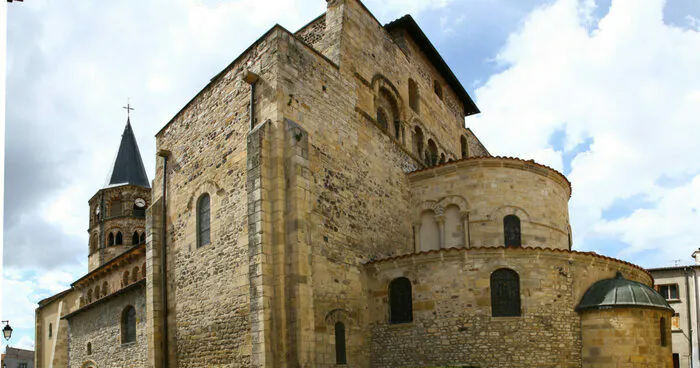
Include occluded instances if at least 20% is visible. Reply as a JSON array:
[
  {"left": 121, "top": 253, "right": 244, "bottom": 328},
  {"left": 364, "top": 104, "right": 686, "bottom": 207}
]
[{"left": 105, "top": 118, "right": 150, "bottom": 188}]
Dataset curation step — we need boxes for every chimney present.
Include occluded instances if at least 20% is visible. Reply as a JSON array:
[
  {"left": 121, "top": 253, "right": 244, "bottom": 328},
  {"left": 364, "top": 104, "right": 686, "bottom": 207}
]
[{"left": 692, "top": 249, "right": 700, "bottom": 265}]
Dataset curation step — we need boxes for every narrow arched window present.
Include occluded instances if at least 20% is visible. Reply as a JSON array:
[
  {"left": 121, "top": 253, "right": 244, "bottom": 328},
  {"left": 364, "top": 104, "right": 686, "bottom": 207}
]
[
  {"left": 335, "top": 322, "right": 347, "bottom": 364},
  {"left": 123, "top": 270, "right": 130, "bottom": 287},
  {"left": 48, "top": 323, "right": 53, "bottom": 339},
  {"left": 132, "top": 267, "right": 139, "bottom": 282},
  {"left": 102, "top": 281, "right": 108, "bottom": 297},
  {"left": 108, "top": 233, "right": 115, "bottom": 246},
  {"left": 661, "top": 317, "right": 668, "bottom": 346},
  {"left": 408, "top": 78, "right": 419, "bottom": 113},
  {"left": 433, "top": 80, "right": 443, "bottom": 100},
  {"left": 491, "top": 268, "right": 521, "bottom": 317},
  {"left": 197, "top": 194, "right": 211, "bottom": 248},
  {"left": 140, "top": 232, "right": 146, "bottom": 244},
  {"left": 115, "top": 232, "right": 123, "bottom": 245},
  {"left": 94, "top": 285, "right": 100, "bottom": 299},
  {"left": 427, "top": 139, "right": 438, "bottom": 167},
  {"left": 121, "top": 306, "right": 136, "bottom": 344},
  {"left": 376, "top": 108, "right": 389, "bottom": 131},
  {"left": 132, "top": 232, "right": 139, "bottom": 245},
  {"left": 393, "top": 120, "right": 401, "bottom": 140},
  {"left": 86, "top": 289, "right": 93, "bottom": 303},
  {"left": 504, "top": 215, "right": 521, "bottom": 248},
  {"left": 389, "top": 277, "right": 413, "bottom": 324},
  {"left": 460, "top": 135, "right": 468, "bottom": 159},
  {"left": 413, "top": 126, "right": 424, "bottom": 156},
  {"left": 87, "top": 342, "right": 92, "bottom": 355},
  {"left": 438, "top": 153, "right": 446, "bottom": 164}
]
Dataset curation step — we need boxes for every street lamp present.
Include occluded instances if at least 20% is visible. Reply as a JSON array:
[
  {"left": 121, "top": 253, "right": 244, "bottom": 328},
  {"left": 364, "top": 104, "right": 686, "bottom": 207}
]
[{"left": 1, "top": 320, "right": 12, "bottom": 342}]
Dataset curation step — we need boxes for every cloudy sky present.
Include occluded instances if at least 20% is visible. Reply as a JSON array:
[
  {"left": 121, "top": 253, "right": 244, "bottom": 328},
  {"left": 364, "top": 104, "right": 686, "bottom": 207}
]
[{"left": 3, "top": 0, "right": 699, "bottom": 351}]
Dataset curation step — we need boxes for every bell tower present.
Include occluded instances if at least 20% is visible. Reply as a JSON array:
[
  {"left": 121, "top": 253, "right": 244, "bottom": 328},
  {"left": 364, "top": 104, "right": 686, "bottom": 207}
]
[{"left": 87, "top": 115, "right": 151, "bottom": 272}]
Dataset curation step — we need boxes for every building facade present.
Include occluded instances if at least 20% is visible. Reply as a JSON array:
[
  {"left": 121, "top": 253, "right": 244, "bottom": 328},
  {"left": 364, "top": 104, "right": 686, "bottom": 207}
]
[
  {"left": 648, "top": 251, "right": 700, "bottom": 368},
  {"left": 2, "top": 347, "right": 35, "bottom": 368},
  {"left": 36, "top": 1, "right": 675, "bottom": 367}
]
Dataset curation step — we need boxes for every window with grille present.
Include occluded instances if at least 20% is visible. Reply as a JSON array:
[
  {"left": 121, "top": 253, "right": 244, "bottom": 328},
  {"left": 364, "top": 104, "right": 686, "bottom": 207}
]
[
  {"left": 503, "top": 215, "right": 521, "bottom": 248},
  {"left": 491, "top": 268, "right": 521, "bottom": 317},
  {"left": 389, "top": 277, "right": 413, "bottom": 324}
]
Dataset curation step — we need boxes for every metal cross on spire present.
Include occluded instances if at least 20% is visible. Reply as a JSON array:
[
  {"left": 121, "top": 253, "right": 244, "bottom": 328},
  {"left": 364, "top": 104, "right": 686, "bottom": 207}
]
[{"left": 123, "top": 99, "right": 135, "bottom": 119}]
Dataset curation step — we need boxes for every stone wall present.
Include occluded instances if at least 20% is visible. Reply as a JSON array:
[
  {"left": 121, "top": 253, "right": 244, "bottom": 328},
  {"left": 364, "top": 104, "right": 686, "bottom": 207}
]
[
  {"left": 364, "top": 247, "right": 651, "bottom": 368},
  {"left": 150, "top": 22, "right": 285, "bottom": 368},
  {"left": 295, "top": 14, "right": 326, "bottom": 49},
  {"left": 409, "top": 157, "right": 572, "bottom": 251},
  {"left": 35, "top": 290, "right": 79, "bottom": 368},
  {"left": 581, "top": 308, "right": 674, "bottom": 368},
  {"left": 67, "top": 284, "right": 147, "bottom": 368}
]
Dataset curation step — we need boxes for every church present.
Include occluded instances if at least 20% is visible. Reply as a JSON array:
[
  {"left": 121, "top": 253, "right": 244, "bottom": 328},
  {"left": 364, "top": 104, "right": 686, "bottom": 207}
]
[{"left": 35, "top": 1, "right": 675, "bottom": 367}]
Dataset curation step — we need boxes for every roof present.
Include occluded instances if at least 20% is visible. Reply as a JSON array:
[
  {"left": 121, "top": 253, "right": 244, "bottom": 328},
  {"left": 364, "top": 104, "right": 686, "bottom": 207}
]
[
  {"left": 62, "top": 279, "right": 145, "bottom": 320},
  {"left": 71, "top": 243, "right": 145, "bottom": 288},
  {"left": 647, "top": 264, "right": 700, "bottom": 272},
  {"left": 37, "top": 288, "right": 73, "bottom": 307},
  {"left": 576, "top": 271, "right": 673, "bottom": 312},
  {"left": 105, "top": 118, "right": 150, "bottom": 188},
  {"left": 385, "top": 15, "right": 480, "bottom": 117}
]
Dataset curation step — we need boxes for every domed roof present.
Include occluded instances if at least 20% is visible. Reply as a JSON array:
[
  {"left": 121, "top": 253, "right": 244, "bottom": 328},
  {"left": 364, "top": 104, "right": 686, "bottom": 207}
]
[{"left": 576, "top": 272, "right": 673, "bottom": 312}]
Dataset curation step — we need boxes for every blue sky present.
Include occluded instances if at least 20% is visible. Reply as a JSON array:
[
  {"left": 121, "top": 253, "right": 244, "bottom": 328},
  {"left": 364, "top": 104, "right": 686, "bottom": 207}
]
[{"left": 3, "top": 0, "right": 700, "bottom": 352}]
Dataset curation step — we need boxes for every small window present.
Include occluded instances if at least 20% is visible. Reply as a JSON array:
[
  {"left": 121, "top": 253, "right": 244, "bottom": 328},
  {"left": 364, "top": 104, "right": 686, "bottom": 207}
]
[
  {"left": 103, "top": 281, "right": 109, "bottom": 297},
  {"left": 658, "top": 284, "right": 679, "bottom": 300},
  {"left": 132, "top": 232, "right": 139, "bottom": 245},
  {"left": 389, "top": 277, "right": 413, "bottom": 324},
  {"left": 660, "top": 317, "right": 668, "bottom": 346},
  {"left": 121, "top": 306, "right": 137, "bottom": 344},
  {"left": 408, "top": 78, "right": 419, "bottom": 113},
  {"left": 115, "top": 231, "right": 123, "bottom": 245},
  {"left": 87, "top": 342, "right": 92, "bottom": 355},
  {"left": 87, "top": 289, "right": 93, "bottom": 303},
  {"left": 19, "top": 364, "right": 28, "bottom": 368},
  {"left": 413, "top": 126, "right": 425, "bottom": 157},
  {"left": 491, "top": 268, "right": 521, "bottom": 317},
  {"left": 433, "top": 80, "right": 443, "bottom": 100},
  {"left": 460, "top": 135, "right": 468, "bottom": 159},
  {"left": 393, "top": 120, "right": 401, "bottom": 140},
  {"left": 197, "top": 194, "right": 211, "bottom": 248},
  {"left": 427, "top": 139, "right": 438, "bottom": 167},
  {"left": 335, "top": 321, "right": 347, "bottom": 365},
  {"left": 132, "top": 267, "right": 139, "bottom": 282},
  {"left": 504, "top": 215, "right": 521, "bottom": 248},
  {"left": 438, "top": 153, "right": 446, "bottom": 165},
  {"left": 140, "top": 232, "right": 146, "bottom": 244},
  {"left": 94, "top": 285, "right": 100, "bottom": 300},
  {"left": 48, "top": 323, "right": 53, "bottom": 339},
  {"left": 108, "top": 233, "right": 115, "bottom": 246}
]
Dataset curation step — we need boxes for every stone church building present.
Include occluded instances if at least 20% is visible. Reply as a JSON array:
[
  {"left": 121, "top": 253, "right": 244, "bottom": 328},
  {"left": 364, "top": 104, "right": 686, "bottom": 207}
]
[{"left": 36, "top": 1, "right": 675, "bottom": 367}]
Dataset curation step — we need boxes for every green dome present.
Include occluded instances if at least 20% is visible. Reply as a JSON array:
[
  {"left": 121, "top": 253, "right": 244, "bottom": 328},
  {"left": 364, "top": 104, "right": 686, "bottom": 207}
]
[{"left": 576, "top": 272, "right": 673, "bottom": 312}]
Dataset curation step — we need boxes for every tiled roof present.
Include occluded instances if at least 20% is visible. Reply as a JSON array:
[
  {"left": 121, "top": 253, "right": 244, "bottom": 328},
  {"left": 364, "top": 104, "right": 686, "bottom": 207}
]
[
  {"left": 363, "top": 246, "right": 651, "bottom": 279},
  {"left": 105, "top": 118, "right": 150, "bottom": 188}
]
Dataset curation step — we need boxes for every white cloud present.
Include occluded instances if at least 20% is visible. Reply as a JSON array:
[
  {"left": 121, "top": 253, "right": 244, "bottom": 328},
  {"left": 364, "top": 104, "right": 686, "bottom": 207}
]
[{"left": 470, "top": 0, "right": 700, "bottom": 265}]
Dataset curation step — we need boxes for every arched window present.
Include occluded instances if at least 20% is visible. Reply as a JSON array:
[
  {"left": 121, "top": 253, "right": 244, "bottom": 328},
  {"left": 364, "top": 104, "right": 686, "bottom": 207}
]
[
  {"left": 108, "top": 233, "right": 115, "bottom": 246},
  {"left": 132, "top": 267, "right": 139, "bottom": 282},
  {"left": 394, "top": 120, "right": 401, "bottom": 140},
  {"left": 490, "top": 268, "right": 521, "bottom": 317},
  {"left": 86, "top": 289, "right": 93, "bottom": 303},
  {"left": 115, "top": 232, "right": 123, "bottom": 245},
  {"left": 460, "top": 135, "right": 468, "bottom": 159},
  {"left": 377, "top": 108, "right": 389, "bottom": 131},
  {"left": 94, "top": 285, "right": 100, "bottom": 300},
  {"left": 419, "top": 210, "right": 439, "bottom": 251},
  {"left": 335, "top": 321, "right": 347, "bottom": 365},
  {"left": 140, "top": 232, "right": 146, "bottom": 244},
  {"left": 121, "top": 306, "right": 136, "bottom": 344},
  {"left": 427, "top": 139, "right": 438, "bottom": 167},
  {"left": 102, "top": 281, "right": 108, "bottom": 297},
  {"left": 413, "top": 126, "right": 425, "bottom": 156},
  {"left": 198, "top": 194, "right": 211, "bottom": 248},
  {"left": 389, "top": 277, "right": 413, "bottom": 324},
  {"left": 408, "top": 78, "right": 419, "bottom": 113},
  {"left": 123, "top": 270, "right": 130, "bottom": 287},
  {"left": 504, "top": 215, "right": 521, "bottom": 248},
  {"left": 433, "top": 80, "right": 443, "bottom": 100},
  {"left": 132, "top": 232, "right": 139, "bottom": 245},
  {"left": 661, "top": 317, "right": 668, "bottom": 346},
  {"left": 87, "top": 342, "right": 92, "bottom": 355},
  {"left": 438, "top": 153, "right": 446, "bottom": 165},
  {"left": 48, "top": 323, "right": 53, "bottom": 339}
]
